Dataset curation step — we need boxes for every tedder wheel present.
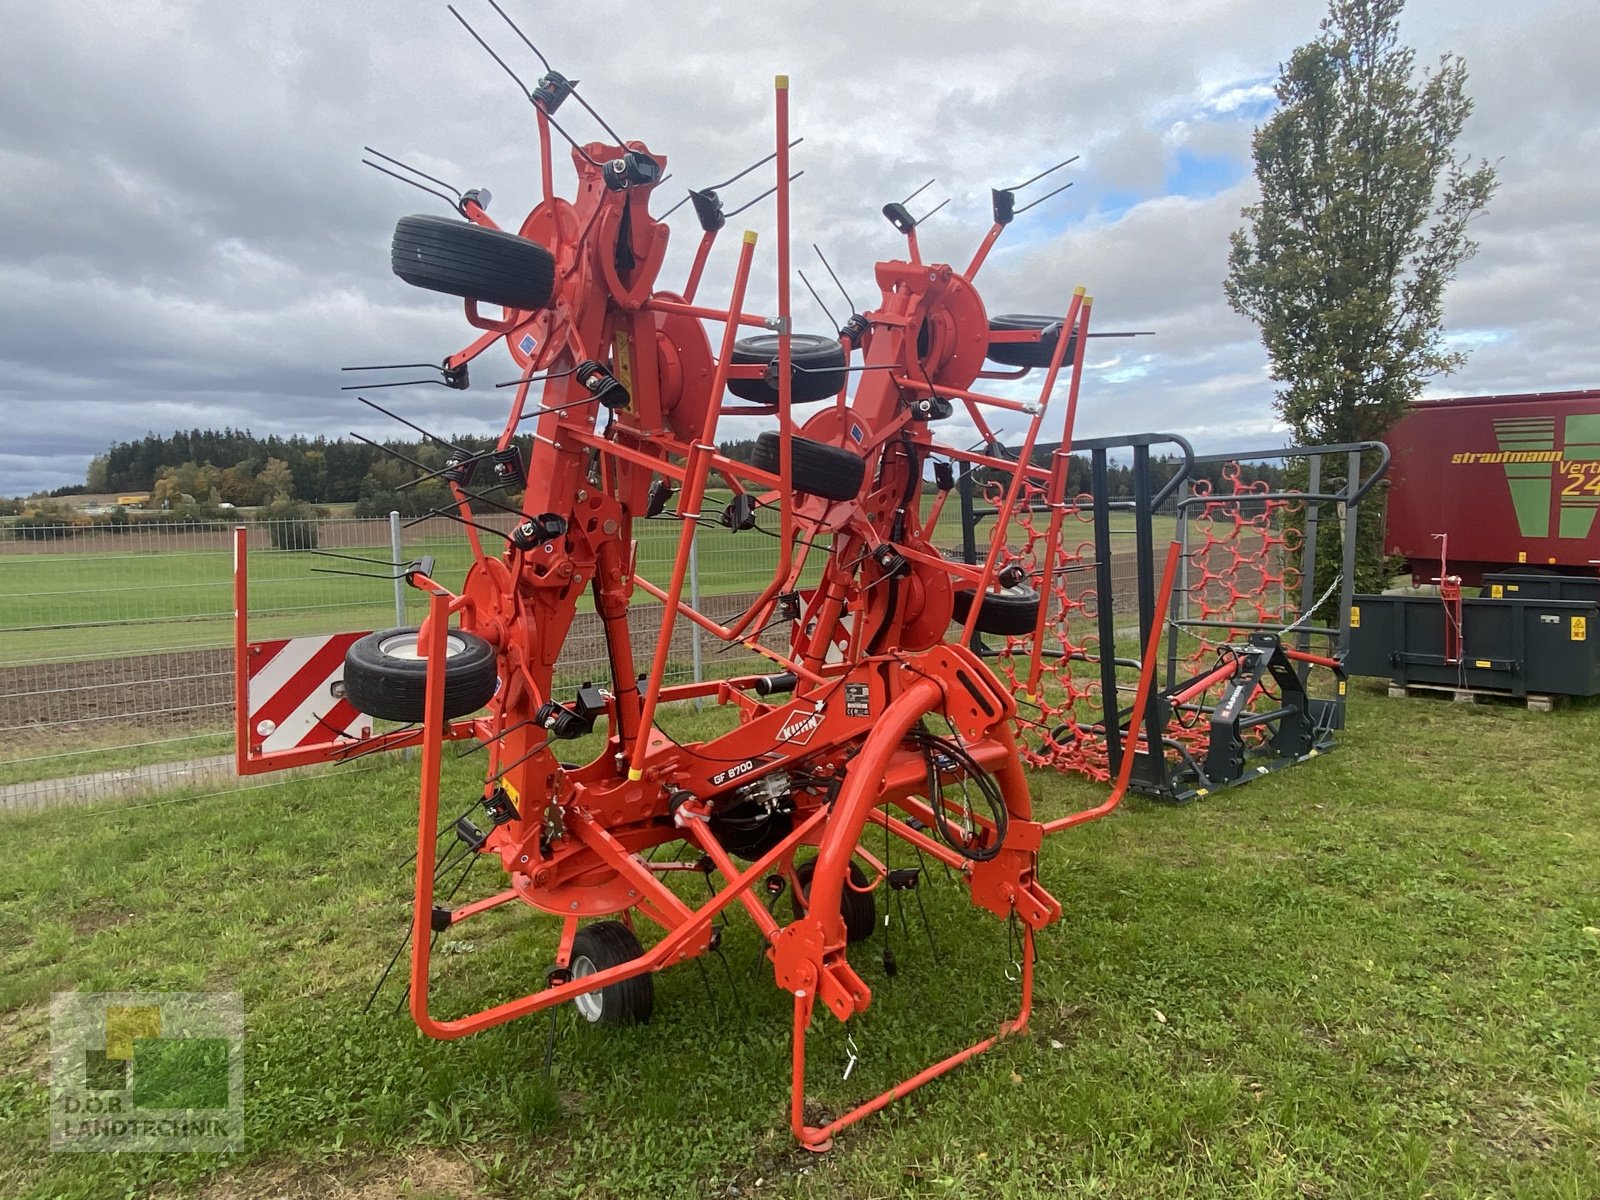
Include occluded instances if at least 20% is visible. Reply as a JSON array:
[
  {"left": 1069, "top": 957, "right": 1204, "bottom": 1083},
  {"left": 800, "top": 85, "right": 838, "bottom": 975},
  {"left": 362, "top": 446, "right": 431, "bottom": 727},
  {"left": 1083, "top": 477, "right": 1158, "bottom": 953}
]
[
  {"left": 985, "top": 313, "right": 1078, "bottom": 369},
  {"left": 390, "top": 213, "right": 557, "bottom": 312},
  {"left": 569, "top": 920, "right": 654, "bottom": 1025},
  {"left": 950, "top": 584, "right": 1043, "bottom": 637},
  {"left": 791, "top": 858, "right": 877, "bottom": 945},
  {"left": 751, "top": 433, "right": 866, "bottom": 502},
  {"left": 342, "top": 626, "right": 498, "bottom": 723},
  {"left": 726, "top": 334, "right": 849, "bottom": 404}
]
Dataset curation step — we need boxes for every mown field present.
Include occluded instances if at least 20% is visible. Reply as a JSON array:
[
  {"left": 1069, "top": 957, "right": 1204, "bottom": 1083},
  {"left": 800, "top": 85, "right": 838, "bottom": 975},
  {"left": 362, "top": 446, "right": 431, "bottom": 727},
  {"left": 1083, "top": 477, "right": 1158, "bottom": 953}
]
[
  {"left": 1, "top": 684, "right": 1596, "bottom": 1199},
  {"left": 0, "top": 508, "right": 802, "bottom": 665},
  {"left": 0, "top": 499, "right": 1167, "bottom": 666}
]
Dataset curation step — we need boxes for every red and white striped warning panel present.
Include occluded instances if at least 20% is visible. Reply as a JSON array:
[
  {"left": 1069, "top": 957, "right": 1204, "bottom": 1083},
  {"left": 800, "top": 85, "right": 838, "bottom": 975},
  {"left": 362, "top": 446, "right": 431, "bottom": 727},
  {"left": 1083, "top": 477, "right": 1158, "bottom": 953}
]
[{"left": 246, "top": 632, "right": 371, "bottom": 758}]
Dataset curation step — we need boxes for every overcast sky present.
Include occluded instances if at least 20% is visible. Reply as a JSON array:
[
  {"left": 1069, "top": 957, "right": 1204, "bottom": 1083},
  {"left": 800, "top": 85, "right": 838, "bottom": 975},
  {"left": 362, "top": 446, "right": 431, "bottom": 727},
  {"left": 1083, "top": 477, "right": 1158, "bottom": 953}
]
[{"left": 1, "top": 0, "right": 1594, "bottom": 496}]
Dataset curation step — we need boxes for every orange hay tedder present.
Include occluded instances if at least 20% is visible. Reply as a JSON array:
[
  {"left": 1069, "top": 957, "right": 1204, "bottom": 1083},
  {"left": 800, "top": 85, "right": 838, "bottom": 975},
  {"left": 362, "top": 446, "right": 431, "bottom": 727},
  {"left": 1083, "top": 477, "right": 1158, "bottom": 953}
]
[{"left": 234, "top": 5, "right": 1176, "bottom": 1149}]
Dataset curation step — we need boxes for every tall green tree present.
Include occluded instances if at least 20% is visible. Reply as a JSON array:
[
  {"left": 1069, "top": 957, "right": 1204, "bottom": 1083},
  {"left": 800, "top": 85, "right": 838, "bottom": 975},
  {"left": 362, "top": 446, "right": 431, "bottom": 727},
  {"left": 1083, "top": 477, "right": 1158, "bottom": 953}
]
[{"left": 1225, "top": 0, "right": 1496, "bottom": 587}]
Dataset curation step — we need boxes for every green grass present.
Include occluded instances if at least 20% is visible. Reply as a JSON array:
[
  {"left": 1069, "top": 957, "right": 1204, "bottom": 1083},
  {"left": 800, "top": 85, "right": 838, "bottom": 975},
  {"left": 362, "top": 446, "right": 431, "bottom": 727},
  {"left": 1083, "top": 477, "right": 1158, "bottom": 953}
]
[
  {"left": 0, "top": 727, "right": 237, "bottom": 787},
  {"left": 0, "top": 511, "right": 832, "bottom": 667},
  {"left": 0, "top": 517, "right": 803, "bottom": 665},
  {"left": 2, "top": 686, "right": 1597, "bottom": 1198},
  {"left": 0, "top": 501, "right": 1170, "bottom": 666}
]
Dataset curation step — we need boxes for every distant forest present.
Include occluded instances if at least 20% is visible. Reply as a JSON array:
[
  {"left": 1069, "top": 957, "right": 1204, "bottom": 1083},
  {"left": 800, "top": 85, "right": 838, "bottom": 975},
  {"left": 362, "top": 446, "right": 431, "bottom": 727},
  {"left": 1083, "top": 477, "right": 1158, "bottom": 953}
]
[
  {"left": 76, "top": 428, "right": 533, "bottom": 519},
  {"left": 57, "top": 428, "right": 1284, "bottom": 517}
]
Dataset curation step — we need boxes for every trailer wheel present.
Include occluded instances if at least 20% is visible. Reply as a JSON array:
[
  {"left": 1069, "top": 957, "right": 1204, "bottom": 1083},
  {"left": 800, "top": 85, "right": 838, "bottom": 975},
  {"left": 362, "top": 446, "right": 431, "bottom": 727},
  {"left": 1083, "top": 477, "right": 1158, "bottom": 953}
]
[
  {"left": 569, "top": 921, "right": 654, "bottom": 1026},
  {"left": 727, "top": 334, "right": 848, "bottom": 404},
  {"left": 391, "top": 213, "right": 557, "bottom": 312},
  {"left": 950, "top": 584, "right": 1043, "bottom": 637},
  {"left": 752, "top": 433, "right": 866, "bottom": 501},
  {"left": 791, "top": 858, "right": 876, "bottom": 944},
  {"left": 342, "top": 626, "right": 498, "bottom": 723},
  {"left": 984, "top": 313, "right": 1078, "bottom": 369}
]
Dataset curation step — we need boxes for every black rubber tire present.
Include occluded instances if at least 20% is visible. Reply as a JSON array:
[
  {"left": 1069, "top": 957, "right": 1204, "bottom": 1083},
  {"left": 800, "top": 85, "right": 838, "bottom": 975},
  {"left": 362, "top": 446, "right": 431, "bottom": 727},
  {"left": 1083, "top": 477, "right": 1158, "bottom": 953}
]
[
  {"left": 727, "top": 334, "right": 849, "bottom": 404},
  {"left": 985, "top": 313, "right": 1079, "bottom": 369},
  {"left": 950, "top": 584, "right": 1043, "bottom": 636},
  {"left": 391, "top": 213, "right": 557, "bottom": 312},
  {"left": 791, "top": 858, "right": 876, "bottom": 945},
  {"left": 751, "top": 433, "right": 866, "bottom": 501},
  {"left": 568, "top": 921, "right": 653, "bottom": 1026},
  {"left": 342, "top": 626, "right": 498, "bottom": 723}
]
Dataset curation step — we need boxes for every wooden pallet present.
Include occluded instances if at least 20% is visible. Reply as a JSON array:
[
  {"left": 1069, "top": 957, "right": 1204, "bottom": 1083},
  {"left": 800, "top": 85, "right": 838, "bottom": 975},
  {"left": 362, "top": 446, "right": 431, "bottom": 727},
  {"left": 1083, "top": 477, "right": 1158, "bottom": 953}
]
[{"left": 1387, "top": 682, "right": 1564, "bottom": 712}]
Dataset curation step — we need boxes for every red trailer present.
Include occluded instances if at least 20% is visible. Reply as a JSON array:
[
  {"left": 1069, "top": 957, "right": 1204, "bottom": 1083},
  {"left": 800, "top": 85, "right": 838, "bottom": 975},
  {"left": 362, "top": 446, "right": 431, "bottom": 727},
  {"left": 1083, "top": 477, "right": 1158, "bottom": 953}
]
[{"left": 1384, "top": 390, "right": 1600, "bottom": 585}]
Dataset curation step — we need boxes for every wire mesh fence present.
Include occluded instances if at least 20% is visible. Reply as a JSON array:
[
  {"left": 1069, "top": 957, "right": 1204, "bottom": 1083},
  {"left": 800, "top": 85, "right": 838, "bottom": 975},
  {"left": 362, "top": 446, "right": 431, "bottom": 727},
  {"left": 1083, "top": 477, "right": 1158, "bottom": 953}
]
[
  {"left": 0, "top": 509, "right": 862, "bottom": 809},
  {"left": 0, "top": 475, "right": 1074, "bottom": 809},
  {"left": 0, "top": 472, "right": 1279, "bottom": 811}
]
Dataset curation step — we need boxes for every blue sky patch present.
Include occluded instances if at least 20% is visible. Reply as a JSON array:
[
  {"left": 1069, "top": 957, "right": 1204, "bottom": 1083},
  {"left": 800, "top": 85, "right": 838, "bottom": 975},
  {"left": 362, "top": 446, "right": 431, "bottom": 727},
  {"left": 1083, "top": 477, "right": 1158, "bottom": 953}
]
[{"left": 1167, "top": 149, "right": 1248, "bottom": 200}]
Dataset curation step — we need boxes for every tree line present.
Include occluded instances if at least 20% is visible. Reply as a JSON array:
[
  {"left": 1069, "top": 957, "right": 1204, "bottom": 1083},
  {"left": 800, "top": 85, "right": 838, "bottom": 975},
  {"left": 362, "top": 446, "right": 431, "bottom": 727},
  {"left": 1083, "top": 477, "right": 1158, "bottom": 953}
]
[
  {"left": 52, "top": 429, "right": 1287, "bottom": 521},
  {"left": 85, "top": 428, "right": 505, "bottom": 510},
  {"left": 71, "top": 428, "right": 536, "bottom": 520}
]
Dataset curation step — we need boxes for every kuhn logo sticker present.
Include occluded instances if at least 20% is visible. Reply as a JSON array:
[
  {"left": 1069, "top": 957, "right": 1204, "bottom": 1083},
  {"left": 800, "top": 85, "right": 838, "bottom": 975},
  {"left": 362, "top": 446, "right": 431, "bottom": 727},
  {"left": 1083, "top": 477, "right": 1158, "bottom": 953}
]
[{"left": 777, "top": 708, "right": 824, "bottom": 746}]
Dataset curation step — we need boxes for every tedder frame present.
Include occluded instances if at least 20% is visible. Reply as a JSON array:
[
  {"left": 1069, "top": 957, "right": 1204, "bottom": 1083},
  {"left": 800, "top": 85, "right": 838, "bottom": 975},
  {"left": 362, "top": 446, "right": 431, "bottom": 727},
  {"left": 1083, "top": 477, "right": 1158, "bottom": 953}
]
[{"left": 234, "top": 6, "right": 1180, "bottom": 1150}]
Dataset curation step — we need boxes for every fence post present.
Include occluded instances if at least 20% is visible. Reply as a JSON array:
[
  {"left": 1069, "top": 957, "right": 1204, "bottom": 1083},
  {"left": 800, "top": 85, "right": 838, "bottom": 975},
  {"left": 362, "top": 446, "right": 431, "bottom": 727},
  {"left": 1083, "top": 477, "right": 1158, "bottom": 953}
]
[
  {"left": 689, "top": 527, "right": 704, "bottom": 710},
  {"left": 390, "top": 510, "right": 406, "bottom": 627}
]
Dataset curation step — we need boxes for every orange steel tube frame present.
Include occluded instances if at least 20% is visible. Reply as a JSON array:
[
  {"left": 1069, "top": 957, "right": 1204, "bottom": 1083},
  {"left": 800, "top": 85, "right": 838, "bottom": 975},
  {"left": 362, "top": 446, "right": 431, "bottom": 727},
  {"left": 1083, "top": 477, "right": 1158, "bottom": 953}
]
[
  {"left": 627, "top": 229, "right": 763, "bottom": 779},
  {"left": 777, "top": 673, "right": 1051, "bottom": 1149},
  {"left": 960, "top": 291, "right": 1089, "bottom": 646},
  {"left": 792, "top": 925, "right": 1035, "bottom": 1151},
  {"left": 398, "top": 580, "right": 1058, "bottom": 1148},
  {"left": 402, "top": 590, "right": 1044, "bottom": 1062},
  {"left": 405, "top": 585, "right": 857, "bottom": 1036},
  {"left": 256, "top": 61, "right": 1154, "bottom": 1149}
]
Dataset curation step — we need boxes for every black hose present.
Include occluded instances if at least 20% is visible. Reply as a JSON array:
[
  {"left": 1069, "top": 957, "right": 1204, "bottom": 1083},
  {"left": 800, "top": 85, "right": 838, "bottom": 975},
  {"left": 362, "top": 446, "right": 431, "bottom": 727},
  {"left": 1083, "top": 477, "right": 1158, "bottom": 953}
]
[
  {"left": 867, "top": 434, "right": 922, "bottom": 656},
  {"left": 909, "top": 726, "right": 1007, "bottom": 862}
]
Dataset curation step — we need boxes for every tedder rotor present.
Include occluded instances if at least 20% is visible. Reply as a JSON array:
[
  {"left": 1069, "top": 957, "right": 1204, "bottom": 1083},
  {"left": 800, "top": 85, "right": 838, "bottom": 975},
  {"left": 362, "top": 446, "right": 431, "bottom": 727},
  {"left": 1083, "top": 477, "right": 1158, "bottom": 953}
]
[{"left": 234, "top": 7, "right": 1178, "bottom": 1149}]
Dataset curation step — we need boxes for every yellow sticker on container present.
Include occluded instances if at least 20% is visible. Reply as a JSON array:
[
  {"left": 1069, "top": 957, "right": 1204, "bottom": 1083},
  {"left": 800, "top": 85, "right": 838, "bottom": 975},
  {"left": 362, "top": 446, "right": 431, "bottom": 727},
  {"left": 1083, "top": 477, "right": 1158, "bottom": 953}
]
[
  {"left": 1475, "top": 660, "right": 1492, "bottom": 669},
  {"left": 1518, "top": 551, "right": 1528, "bottom": 563},
  {"left": 1574, "top": 616, "right": 1588, "bottom": 641},
  {"left": 1490, "top": 585, "right": 1503, "bottom": 599},
  {"left": 1338, "top": 680, "right": 1347, "bottom": 695},
  {"left": 1349, "top": 606, "right": 1360, "bottom": 628}
]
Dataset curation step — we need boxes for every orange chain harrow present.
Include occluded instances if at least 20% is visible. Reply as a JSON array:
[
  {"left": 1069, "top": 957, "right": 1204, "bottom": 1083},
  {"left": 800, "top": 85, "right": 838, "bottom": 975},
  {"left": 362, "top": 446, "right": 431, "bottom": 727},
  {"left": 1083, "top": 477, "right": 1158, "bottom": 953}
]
[
  {"left": 1183, "top": 465, "right": 1306, "bottom": 642},
  {"left": 975, "top": 446, "right": 1374, "bottom": 799},
  {"left": 985, "top": 476, "right": 1113, "bottom": 781},
  {"left": 1163, "top": 465, "right": 1308, "bottom": 760}
]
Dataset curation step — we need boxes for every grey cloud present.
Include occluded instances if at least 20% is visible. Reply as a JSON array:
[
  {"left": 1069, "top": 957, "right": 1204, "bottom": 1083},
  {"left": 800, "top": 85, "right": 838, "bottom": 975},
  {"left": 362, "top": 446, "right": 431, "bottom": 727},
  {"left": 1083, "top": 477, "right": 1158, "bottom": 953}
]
[{"left": 0, "top": 0, "right": 1593, "bottom": 496}]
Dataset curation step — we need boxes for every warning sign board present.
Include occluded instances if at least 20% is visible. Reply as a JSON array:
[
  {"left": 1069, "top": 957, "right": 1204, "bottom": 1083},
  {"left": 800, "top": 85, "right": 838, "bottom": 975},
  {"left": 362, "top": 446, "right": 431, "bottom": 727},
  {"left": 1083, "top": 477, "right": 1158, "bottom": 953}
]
[{"left": 244, "top": 632, "right": 370, "bottom": 762}]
